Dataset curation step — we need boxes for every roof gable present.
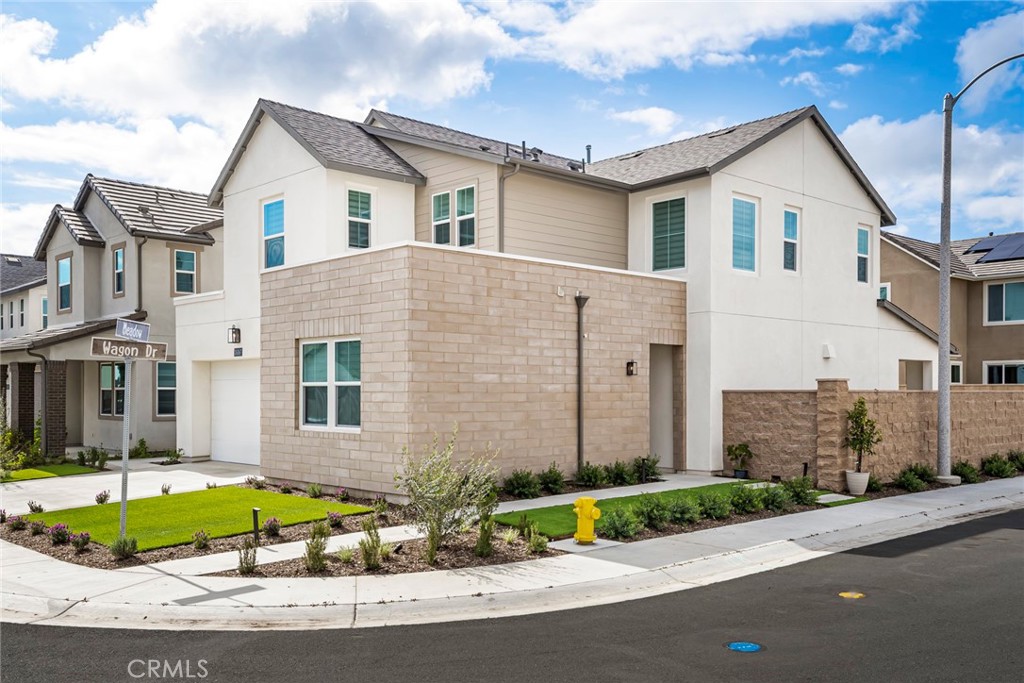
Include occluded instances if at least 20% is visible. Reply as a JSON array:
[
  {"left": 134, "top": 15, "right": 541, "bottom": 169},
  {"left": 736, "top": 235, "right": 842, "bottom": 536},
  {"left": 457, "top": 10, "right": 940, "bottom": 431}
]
[{"left": 881, "top": 230, "right": 1024, "bottom": 279}]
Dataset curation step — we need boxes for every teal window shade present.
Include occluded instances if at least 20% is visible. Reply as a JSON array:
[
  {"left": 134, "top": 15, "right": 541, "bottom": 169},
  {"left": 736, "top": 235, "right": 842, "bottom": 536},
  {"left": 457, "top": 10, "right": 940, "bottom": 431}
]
[
  {"left": 156, "top": 362, "right": 176, "bottom": 416},
  {"left": 783, "top": 210, "right": 798, "bottom": 272},
  {"left": 41, "top": 298, "right": 48, "bottom": 329},
  {"left": 57, "top": 257, "right": 72, "bottom": 310},
  {"left": 336, "top": 386, "right": 360, "bottom": 427},
  {"left": 263, "top": 200, "right": 284, "bottom": 268},
  {"left": 302, "top": 341, "right": 360, "bottom": 428},
  {"left": 302, "top": 344, "right": 328, "bottom": 382},
  {"left": 433, "top": 193, "right": 451, "bottom": 244},
  {"left": 175, "top": 250, "right": 196, "bottom": 293},
  {"left": 857, "top": 227, "right": 869, "bottom": 283},
  {"left": 1003, "top": 282, "right": 1024, "bottom": 322},
  {"left": 456, "top": 187, "right": 475, "bottom": 246},
  {"left": 335, "top": 341, "right": 361, "bottom": 381},
  {"left": 348, "top": 190, "right": 371, "bottom": 249},
  {"left": 302, "top": 343, "right": 328, "bottom": 426},
  {"left": 113, "top": 248, "right": 125, "bottom": 293},
  {"left": 732, "top": 198, "right": 756, "bottom": 271},
  {"left": 652, "top": 198, "right": 685, "bottom": 271}
]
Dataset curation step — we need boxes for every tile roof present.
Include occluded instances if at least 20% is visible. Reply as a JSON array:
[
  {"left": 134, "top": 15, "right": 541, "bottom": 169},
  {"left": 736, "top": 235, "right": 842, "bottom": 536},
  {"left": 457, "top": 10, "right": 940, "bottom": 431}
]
[
  {"left": 1, "top": 254, "right": 48, "bottom": 295},
  {"left": 587, "top": 107, "right": 813, "bottom": 185},
  {"left": 882, "top": 230, "right": 1024, "bottom": 279},
  {"left": 53, "top": 206, "right": 105, "bottom": 246},
  {"left": 78, "top": 175, "right": 222, "bottom": 240}
]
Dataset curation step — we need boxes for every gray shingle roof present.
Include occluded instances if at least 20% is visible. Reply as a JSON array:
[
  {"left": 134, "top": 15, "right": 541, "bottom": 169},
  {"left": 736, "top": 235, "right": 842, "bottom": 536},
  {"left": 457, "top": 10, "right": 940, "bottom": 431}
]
[
  {"left": 587, "top": 107, "right": 813, "bottom": 185},
  {"left": 882, "top": 230, "right": 1024, "bottom": 279},
  {"left": 1, "top": 254, "right": 48, "bottom": 295}
]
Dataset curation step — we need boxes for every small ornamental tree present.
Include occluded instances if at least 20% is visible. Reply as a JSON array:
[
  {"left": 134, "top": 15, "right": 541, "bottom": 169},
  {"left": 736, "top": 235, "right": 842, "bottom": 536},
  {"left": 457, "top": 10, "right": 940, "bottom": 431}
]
[
  {"left": 394, "top": 424, "right": 498, "bottom": 565},
  {"left": 844, "top": 397, "right": 882, "bottom": 473}
]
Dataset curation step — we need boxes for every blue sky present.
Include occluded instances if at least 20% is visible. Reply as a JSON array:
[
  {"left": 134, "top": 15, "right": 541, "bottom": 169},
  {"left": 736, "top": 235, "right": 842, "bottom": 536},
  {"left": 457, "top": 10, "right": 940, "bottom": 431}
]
[{"left": 2, "top": 1, "right": 1022, "bottom": 254}]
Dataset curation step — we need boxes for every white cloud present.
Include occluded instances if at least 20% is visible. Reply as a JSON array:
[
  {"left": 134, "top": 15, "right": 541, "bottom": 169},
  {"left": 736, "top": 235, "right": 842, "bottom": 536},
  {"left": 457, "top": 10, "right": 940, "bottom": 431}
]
[
  {"left": 780, "top": 71, "right": 827, "bottom": 97},
  {"left": 778, "top": 46, "right": 828, "bottom": 65},
  {"left": 845, "top": 4, "right": 919, "bottom": 54},
  {"left": 609, "top": 107, "right": 682, "bottom": 136},
  {"left": 7, "top": 172, "right": 82, "bottom": 192},
  {"left": 0, "top": 203, "right": 53, "bottom": 255},
  {"left": 955, "top": 10, "right": 1024, "bottom": 114},
  {"left": 835, "top": 63, "right": 865, "bottom": 76},
  {"left": 841, "top": 113, "right": 1024, "bottom": 239},
  {"left": 829, "top": 100, "right": 848, "bottom": 110}
]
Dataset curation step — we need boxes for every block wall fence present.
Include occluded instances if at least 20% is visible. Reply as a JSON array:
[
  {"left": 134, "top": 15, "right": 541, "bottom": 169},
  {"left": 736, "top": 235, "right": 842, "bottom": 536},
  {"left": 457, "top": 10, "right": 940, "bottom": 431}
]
[{"left": 723, "top": 379, "right": 1024, "bottom": 491}]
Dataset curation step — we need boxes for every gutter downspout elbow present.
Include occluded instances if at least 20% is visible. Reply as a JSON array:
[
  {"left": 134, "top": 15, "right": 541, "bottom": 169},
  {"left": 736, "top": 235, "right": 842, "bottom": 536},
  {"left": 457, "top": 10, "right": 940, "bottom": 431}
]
[
  {"left": 498, "top": 162, "right": 522, "bottom": 253},
  {"left": 25, "top": 348, "right": 47, "bottom": 456}
]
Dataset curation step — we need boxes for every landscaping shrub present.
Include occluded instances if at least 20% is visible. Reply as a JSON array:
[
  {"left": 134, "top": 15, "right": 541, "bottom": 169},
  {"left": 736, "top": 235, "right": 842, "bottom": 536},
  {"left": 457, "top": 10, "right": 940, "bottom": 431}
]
[
  {"left": 237, "top": 537, "right": 257, "bottom": 575},
  {"left": 503, "top": 469, "right": 541, "bottom": 499},
  {"left": 372, "top": 494, "right": 389, "bottom": 518},
  {"left": 110, "top": 535, "right": 138, "bottom": 560},
  {"left": 7, "top": 515, "right": 26, "bottom": 531},
  {"left": 697, "top": 491, "right": 732, "bottom": 519},
  {"left": 667, "top": 497, "right": 701, "bottom": 524},
  {"left": 730, "top": 485, "right": 765, "bottom": 514},
  {"left": 358, "top": 516, "right": 383, "bottom": 570},
  {"left": 394, "top": 425, "right": 498, "bottom": 565},
  {"left": 27, "top": 500, "right": 44, "bottom": 513},
  {"left": 0, "top": 509, "right": 6, "bottom": 524},
  {"left": 96, "top": 451, "right": 109, "bottom": 470},
  {"left": 603, "top": 460, "right": 639, "bottom": 486},
  {"left": 601, "top": 507, "right": 642, "bottom": 539},
  {"left": 781, "top": 476, "right": 818, "bottom": 505},
  {"left": 306, "top": 482, "right": 323, "bottom": 498},
  {"left": 514, "top": 513, "right": 534, "bottom": 538},
  {"left": 380, "top": 542, "right": 396, "bottom": 561},
  {"left": 475, "top": 516, "right": 495, "bottom": 558},
  {"left": 262, "top": 517, "right": 281, "bottom": 537},
  {"left": 501, "top": 527, "right": 520, "bottom": 545},
  {"left": 538, "top": 462, "right": 566, "bottom": 495},
  {"left": 245, "top": 475, "right": 265, "bottom": 490},
  {"left": 633, "top": 493, "right": 670, "bottom": 530},
  {"left": 575, "top": 461, "right": 606, "bottom": 488},
  {"left": 905, "top": 463, "right": 937, "bottom": 484},
  {"left": 981, "top": 454, "right": 1016, "bottom": 479},
  {"left": 337, "top": 547, "right": 355, "bottom": 564},
  {"left": 632, "top": 454, "right": 661, "bottom": 483},
  {"left": 335, "top": 487, "right": 349, "bottom": 501},
  {"left": 327, "top": 511, "right": 344, "bottom": 528},
  {"left": 762, "top": 486, "right": 794, "bottom": 513},
  {"left": 161, "top": 483, "right": 172, "bottom": 495},
  {"left": 48, "top": 523, "right": 71, "bottom": 545},
  {"left": 129, "top": 438, "right": 149, "bottom": 459},
  {"left": 866, "top": 473, "right": 883, "bottom": 493},
  {"left": 303, "top": 522, "right": 329, "bottom": 573},
  {"left": 279, "top": 481, "right": 292, "bottom": 494},
  {"left": 844, "top": 397, "right": 882, "bottom": 473},
  {"left": 95, "top": 490, "right": 110, "bottom": 505},
  {"left": 29, "top": 520, "right": 46, "bottom": 536},
  {"left": 76, "top": 451, "right": 87, "bottom": 467},
  {"left": 894, "top": 468, "right": 926, "bottom": 492},
  {"left": 527, "top": 529, "right": 549, "bottom": 554},
  {"left": 193, "top": 529, "right": 210, "bottom": 550},
  {"left": 70, "top": 532, "right": 91, "bottom": 552},
  {"left": 1007, "top": 449, "right": 1024, "bottom": 473},
  {"left": 951, "top": 460, "right": 980, "bottom": 484}
]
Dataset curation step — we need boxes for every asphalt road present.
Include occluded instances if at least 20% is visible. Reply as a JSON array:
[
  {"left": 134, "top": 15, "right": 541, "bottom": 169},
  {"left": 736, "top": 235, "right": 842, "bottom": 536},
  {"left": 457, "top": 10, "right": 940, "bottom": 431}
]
[{"left": 3, "top": 509, "right": 1021, "bottom": 683}]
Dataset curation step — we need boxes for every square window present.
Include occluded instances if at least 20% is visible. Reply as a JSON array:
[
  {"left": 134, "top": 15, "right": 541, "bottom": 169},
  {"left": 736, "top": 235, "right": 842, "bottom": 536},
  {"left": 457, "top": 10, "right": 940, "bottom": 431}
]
[{"left": 301, "top": 339, "right": 360, "bottom": 429}]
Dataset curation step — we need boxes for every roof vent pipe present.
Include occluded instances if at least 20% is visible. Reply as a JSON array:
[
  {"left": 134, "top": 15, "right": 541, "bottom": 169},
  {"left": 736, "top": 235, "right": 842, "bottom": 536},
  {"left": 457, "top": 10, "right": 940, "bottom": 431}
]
[
  {"left": 586, "top": 144, "right": 592, "bottom": 164},
  {"left": 521, "top": 141, "right": 527, "bottom": 159}
]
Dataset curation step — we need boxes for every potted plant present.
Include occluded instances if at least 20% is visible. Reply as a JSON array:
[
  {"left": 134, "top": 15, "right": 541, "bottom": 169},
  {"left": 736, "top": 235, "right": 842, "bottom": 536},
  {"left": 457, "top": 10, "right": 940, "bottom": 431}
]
[
  {"left": 843, "top": 397, "right": 882, "bottom": 495},
  {"left": 726, "top": 443, "right": 754, "bottom": 479}
]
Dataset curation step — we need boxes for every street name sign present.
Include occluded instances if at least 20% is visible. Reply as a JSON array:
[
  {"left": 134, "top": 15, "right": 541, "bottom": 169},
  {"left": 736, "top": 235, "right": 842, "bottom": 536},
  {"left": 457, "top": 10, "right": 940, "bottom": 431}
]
[
  {"left": 115, "top": 318, "right": 151, "bottom": 342},
  {"left": 91, "top": 337, "right": 167, "bottom": 361}
]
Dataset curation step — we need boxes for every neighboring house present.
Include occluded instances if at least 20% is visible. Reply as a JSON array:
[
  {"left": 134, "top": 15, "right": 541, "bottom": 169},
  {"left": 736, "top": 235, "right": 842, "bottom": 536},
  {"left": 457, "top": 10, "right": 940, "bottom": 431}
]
[
  {"left": 1, "top": 254, "right": 48, "bottom": 423},
  {"left": 881, "top": 230, "right": 1024, "bottom": 385},
  {"left": 176, "top": 99, "right": 939, "bottom": 492},
  {"left": 0, "top": 175, "right": 222, "bottom": 456}
]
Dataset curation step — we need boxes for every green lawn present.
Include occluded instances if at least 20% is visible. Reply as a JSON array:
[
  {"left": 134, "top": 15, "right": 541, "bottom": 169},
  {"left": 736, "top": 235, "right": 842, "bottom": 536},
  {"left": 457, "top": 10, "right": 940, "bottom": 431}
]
[
  {"left": 493, "top": 481, "right": 756, "bottom": 538},
  {"left": 2, "top": 464, "right": 98, "bottom": 482},
  {"left": 819, "top": 496, "right": 868, "bottom": 507},
  {"left": 27, "top": 486, "right": 371, "bottom": 550}
]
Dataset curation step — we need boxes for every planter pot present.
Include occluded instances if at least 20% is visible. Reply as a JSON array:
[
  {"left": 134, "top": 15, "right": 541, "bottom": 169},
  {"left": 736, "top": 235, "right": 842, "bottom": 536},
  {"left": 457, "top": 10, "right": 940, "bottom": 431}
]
[
  {"left": 733, "top": 469, "right": 749, "bottom": 480},
  {"left": 845, "top": 470, "right": 870, "bottom": 496}
]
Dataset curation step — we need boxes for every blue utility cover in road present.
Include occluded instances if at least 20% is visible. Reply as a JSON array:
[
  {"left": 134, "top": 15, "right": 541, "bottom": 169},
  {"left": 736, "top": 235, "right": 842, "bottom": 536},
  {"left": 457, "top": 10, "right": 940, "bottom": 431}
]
[{"left": 726, "top": 641, "right": 763, "bottom": 653}]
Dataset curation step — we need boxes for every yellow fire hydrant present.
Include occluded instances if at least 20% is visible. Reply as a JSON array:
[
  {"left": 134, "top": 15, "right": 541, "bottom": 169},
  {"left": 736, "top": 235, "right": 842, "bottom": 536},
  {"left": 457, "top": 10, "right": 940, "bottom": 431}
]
[{"left": 573, "top": 497, "right": 601, "bottom": 545}]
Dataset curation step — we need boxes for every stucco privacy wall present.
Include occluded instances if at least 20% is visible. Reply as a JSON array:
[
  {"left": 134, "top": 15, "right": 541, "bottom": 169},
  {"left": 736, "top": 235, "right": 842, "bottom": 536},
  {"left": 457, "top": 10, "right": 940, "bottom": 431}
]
[
  {"left": 723, "top": 380, "right": 1024, "bottom": 490},
  {"left": 260, "top": 243, "right": 686, "bottom": 494}
]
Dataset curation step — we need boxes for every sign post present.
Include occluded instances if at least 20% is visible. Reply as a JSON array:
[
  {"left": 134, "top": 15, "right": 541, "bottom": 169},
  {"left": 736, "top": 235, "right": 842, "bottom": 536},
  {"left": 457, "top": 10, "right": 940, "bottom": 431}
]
[{"left": 92, "top": 320, "right": 166, "bottom": 538}]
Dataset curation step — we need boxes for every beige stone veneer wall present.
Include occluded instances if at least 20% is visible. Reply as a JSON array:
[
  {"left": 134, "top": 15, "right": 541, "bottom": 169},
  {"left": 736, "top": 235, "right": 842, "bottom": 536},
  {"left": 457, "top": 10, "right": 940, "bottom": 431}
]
[
  {"left": 724, "top": 380, "right": 1024, "bottom": 491},
  {"left": 261, "top": 243, "right": 686, "bottom": 495}
]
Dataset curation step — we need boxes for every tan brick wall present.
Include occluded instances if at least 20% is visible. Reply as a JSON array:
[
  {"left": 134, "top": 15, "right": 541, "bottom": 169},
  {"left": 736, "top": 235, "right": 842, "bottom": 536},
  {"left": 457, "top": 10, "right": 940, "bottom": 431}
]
[
  {"left": 724, "top": 381, "right": 1024, "bottom": 490},
  {"left": 261, "top": 244, "right": 686, "bottom": 494}
]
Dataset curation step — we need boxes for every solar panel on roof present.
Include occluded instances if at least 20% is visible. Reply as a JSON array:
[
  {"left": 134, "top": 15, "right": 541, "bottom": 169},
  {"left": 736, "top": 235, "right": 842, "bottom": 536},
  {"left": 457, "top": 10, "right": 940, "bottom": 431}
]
[
  {"left": 977, "top": 233, "right": 1024, "bottom": 263},
  {"left": 965, "top": 235, "right": 1008, "bottom": 253}
]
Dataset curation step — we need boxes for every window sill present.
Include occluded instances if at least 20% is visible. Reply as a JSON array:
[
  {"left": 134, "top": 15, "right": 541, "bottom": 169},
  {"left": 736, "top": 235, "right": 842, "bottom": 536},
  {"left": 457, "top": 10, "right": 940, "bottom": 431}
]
[{"left": 300, "top": 425, "right": 362, "bottom": 435}]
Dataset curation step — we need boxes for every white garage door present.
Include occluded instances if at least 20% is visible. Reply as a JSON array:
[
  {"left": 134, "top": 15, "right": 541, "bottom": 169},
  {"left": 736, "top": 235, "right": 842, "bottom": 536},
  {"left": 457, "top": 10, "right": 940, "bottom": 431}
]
[{"left": 210, "top": 360, "right": 260, "bottom": 466}]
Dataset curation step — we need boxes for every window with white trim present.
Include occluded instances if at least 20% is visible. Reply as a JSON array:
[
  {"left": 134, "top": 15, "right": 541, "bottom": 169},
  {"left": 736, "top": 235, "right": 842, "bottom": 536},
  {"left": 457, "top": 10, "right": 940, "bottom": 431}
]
[
  {"left": 652, "top": 197, "right": 685, "bottom": 271},
  {"left": 7, "top": 301, "right": 12, "bottom": 328},
  {"left": 156, "top": 362, "right": 176, "bottom": 416},
  {"left": 174, "top": 250, "right": 196, "bottom": 294},
  {"left": 432, "top": 192, "right": 450, "bottom": 245},
  {"left": 456, "top": 186, "right": 475, "bottom": 246},
  {"left": 879, "top": 282, "right": 891, "bottom": 301},
  {"left": 348, "top": 190, "right": 371, "bottom": 249},
  {"left": 857, "top": 226, "right": 870, "bottom": 283},
  {"left": 732, "top": 197, "right": 757, "bottom": 272},
  {"left": 301, "top": 339, "right": 361, "bottom": 428},
  {"left": 41, "top": 297, "right": 47, "bottom": 329},
  {"left": 113, "top": 247, "right": 125, "bottom": 295},
  {"left": 57, "top": 256, "right": 72, "bottom": 310},
  {"left": 263, "top": 199, "right": 285, "bottom": 268},
  {"left": 99, "top": 362, "right": 126, "bottom": 416},
  {"left": 950, "top": 361, "right": 962, "bottom": 385},
  {"left": 985, "top": 281, "right": 1024, "bottom": 324},
  {"left": 783, "top": 209, "right": 799, "bottom": 272},
  {"left": 18, "top": 298, "right": 24, "bottom": 327},
  {"left": 984, "top": 361, "right": 1023, "bottom": 385}
]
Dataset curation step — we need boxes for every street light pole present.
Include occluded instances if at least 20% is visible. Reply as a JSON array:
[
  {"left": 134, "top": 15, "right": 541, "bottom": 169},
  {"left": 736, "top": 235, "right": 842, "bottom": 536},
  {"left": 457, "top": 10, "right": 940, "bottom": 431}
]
[{"left": 937, "top": 52, "right": 1023, "bottom": 483}]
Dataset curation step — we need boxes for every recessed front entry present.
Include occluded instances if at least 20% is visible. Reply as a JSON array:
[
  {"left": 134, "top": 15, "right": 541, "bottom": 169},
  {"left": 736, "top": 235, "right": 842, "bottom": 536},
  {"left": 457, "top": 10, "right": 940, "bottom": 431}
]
[{"left": 650, "top": 344, "right": 674, "bottom": 468}]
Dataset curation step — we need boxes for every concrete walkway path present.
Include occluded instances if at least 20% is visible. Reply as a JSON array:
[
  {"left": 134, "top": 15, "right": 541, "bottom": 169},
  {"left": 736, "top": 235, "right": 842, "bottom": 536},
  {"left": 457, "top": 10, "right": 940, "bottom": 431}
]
[{"left": 3, "top": 477, "right": 1020, "bottom": 631}]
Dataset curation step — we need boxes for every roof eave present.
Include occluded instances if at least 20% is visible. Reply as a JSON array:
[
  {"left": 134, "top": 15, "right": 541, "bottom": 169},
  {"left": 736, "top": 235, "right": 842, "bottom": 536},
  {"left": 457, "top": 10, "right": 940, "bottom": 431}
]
[
  {"left": 877, "top": 299, "right": 959, "bottom": 354},
  {"left": 185, "top": 217, "right": 224, "bottom": 235},
  {"left": 208, "top": 102, "right": 266, "bottom": 208},
  {"left": 627, "top": 168, "right": 711, "bottom": 191},
  {"left": 0, "top": 311, "right": 147, "bottom": 353},
  {"left": 879, "top": 233, "right": 975, "bottom": 280},
  {"left": 132, "top": 229, "right": 216, "bottom": 246},
  {"left": 1, "top": 277, "right": 47, "bottom": 297},
  {"left": 362, "top": 124, "right": 508, "bottom": 165}
]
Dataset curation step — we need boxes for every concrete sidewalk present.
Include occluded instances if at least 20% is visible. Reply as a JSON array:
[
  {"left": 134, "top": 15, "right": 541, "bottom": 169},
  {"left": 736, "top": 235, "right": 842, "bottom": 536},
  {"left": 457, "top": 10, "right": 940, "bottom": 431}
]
[{"left": 2, "top": 478, "right": 1021, "bottom": 631}]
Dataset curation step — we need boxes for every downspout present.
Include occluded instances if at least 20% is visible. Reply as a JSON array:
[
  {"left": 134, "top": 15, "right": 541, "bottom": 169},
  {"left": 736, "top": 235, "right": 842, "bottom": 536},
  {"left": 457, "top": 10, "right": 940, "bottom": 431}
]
[
  {"left": 497, "top": 162, "right": 521, "bottom": 253},
  {"left": 575, "top": 292, "right": 589, "bottom": 474},
  {"left": 25, "top": 348, "right": 47, "bottom": 457},
  {"left": 135, "top": 236, "right": 148, "bottom": 312}
]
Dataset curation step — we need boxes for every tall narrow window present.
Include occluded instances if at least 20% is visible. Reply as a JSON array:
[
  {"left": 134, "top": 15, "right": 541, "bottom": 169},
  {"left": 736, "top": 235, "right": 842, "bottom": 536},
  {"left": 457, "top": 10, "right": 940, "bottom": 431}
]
[
  {"left": 456, "top": 187, "right": 475, "bottom": 247},
  {"left": 432, "top": 192, "right": 451, "bottom": 244},
  {"left": 301, "top": 342, "right": 328, "bottom": 426},
  {"left": 335, "top": 341, "right": 361, "bottom": 427},
  {"left": 174, "top": 250, "right": 196, "bottom": 294},
  {"left": 57, "top": 256, "right": 72, "bottom": 311},
  {"left": 7, "top": 302, "right": 12, "bottom": 328},
  {"left": 113, "top": 247, "right": 125, "bottom": 295},
  {"left": 301, "top": 339, "right": 361, "bottom": 429},
  {"left": 99, "top": 362, "right": 126, "bottom": 416},
  {"left": 783, "top": 210, "right": 799, "bottom": 272},
  {"left": 950, "top": 362, "right": 962, "bottom": 385},
  {"left": 41, "top": 297, "right": 47, "bottom": 329},
  {"left": 857, "top": 227, "right": 870, "bottom": 283},
  {"left": 732, "top": 198, "right": 757, "bottom": 272},
  {"left": 156, "top": 362, "right": 176, "bottom": 416},
  {"left": 652, "top": 198, "right": 685, "bottom": 271},
  {"left": 263, "top": 199, "right": 285, "bottom": 268},
  {"left": 348, "top": 190, "right": 371, "bottom": 249},
  {"left": 18, "top": 299, "right": 24, "bottom": 326}
]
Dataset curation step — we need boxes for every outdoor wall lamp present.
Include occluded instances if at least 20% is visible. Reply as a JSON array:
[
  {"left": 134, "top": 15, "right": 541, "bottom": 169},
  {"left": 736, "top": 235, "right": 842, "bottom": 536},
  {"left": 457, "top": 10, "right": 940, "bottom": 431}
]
[
  {"left": 228, "top": 325, "right": 241, "bottom": 345},
  {"left": 626, "top": 360, "right": 637, "bottom": 376}
]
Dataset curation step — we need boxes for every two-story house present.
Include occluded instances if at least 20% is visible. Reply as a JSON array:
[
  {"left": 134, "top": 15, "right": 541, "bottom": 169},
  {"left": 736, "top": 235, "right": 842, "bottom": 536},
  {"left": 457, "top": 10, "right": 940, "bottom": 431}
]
[
  {"left": 881, "top": 230, "right": 1024, "bottom": 385},
  {"left": 0, "top": 175, "right": 222, "bottom": 457},
  {"left": 176, "top": 99, "right": 940, "bottom": 493},
  {"left": 1, "top": 254, "right": 48, "bottom": 423}
]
